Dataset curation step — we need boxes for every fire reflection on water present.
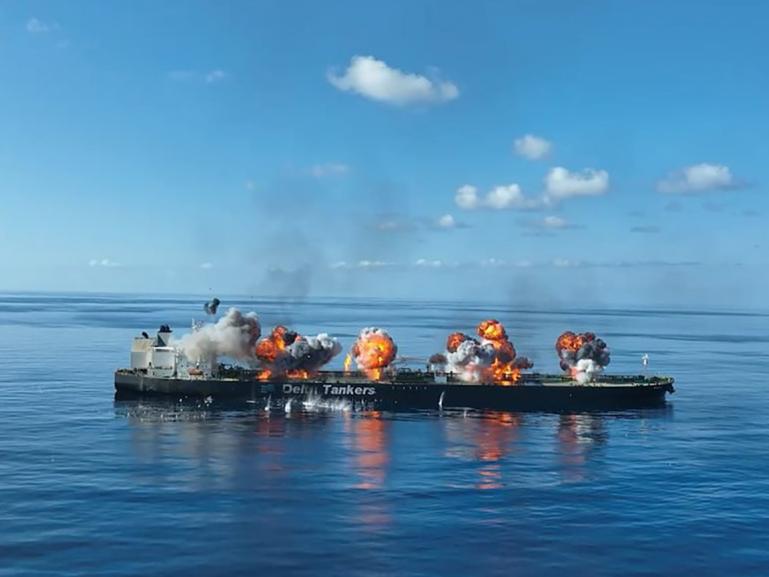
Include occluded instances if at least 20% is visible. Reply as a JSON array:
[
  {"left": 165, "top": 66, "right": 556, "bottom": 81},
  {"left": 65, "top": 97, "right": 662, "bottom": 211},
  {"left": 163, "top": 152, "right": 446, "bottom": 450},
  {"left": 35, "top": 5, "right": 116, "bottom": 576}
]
[
  {"left": 443, "top": 411, "right": 522, "bottom": 490},
  {"left": 346, "top": 411, "right": 389, "bottom": 490},
  {"left": 343, "top": 411, "right": 392, "bottom": 532},
  {"left": 475, "top": 412, "right": 521, "bottom": 490}
]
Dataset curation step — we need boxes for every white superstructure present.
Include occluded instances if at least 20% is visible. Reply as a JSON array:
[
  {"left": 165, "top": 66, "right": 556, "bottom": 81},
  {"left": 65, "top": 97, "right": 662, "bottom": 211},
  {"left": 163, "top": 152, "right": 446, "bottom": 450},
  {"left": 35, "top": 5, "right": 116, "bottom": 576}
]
[{"left": 130, "top": 326, "right": 180, "bottom": 378}]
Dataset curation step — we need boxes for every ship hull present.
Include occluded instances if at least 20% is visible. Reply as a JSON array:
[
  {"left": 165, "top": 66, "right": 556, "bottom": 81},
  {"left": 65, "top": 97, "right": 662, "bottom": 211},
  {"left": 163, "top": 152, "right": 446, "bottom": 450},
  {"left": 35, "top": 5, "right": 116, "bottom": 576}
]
[{"left": 115, "top": 371, "right": 674, "bottom": 411}]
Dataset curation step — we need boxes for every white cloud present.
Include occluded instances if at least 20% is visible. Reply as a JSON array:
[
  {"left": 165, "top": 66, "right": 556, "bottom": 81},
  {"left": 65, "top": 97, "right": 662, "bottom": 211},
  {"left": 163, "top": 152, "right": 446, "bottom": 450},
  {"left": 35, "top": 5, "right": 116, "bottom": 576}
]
[
  {"left": 486, "top": 184, "right": 524, "bottom": 209},
  {"left": 89, "top": 258, "right": 120, "bottom": 268},
  {"left": 356, "top": 260, "right": 392, "bottom": 269},
  {"left": 480, "top": 258, "right": 532, "bottom": 268},
  {"left": 657, "top": 163, "right": 736, "bottom": 194},
  {"left": 415, "top": 258, "right": 444, "bottom": 268},
  {"left": 455, "top": 183, "right": 540, "bottom": 211},
  {"left": 26, "top": 18, "right": 59, "bottom": 33},
  {"left": 200, "top": 262, "right": 213, "bottom": 269},
  {"left": 309, "top": 163, "right": 350, "bottom": 178},
  {"left": 328, "top": 55, "right": 459, "bottom": 106},
  {"left": 436, "top": 214, "right": 456, "bottom": 229},
  {"left": 455, "top": 185, "right": 479, "bottom": 209},
  {"left": 544, "top": 166, "right": 609, "bottom": 200},
  {"left": 542, "top": 215, "right": 568, "bottom": 229},
  {"left": 204, "top": 70, "right": 227, "bottom": 84},
  {"left": 513, "top": 134, "right": 552, "bottom": 160},
  {"left": 332, "top": 260, "right": 395, "bottom": 270}
]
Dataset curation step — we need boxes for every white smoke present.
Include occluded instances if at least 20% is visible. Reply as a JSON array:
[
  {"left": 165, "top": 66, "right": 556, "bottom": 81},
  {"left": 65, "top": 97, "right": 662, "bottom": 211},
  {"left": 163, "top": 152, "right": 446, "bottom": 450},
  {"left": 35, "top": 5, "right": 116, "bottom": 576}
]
[
  {"left": 574, "top": 358, "right": 603, "bottom": 384},
  {"left": 175, "top": 307, "right": 261, "bottom": 365},
  {"left": 445, "top": 338, "right": 495, "bottom": 382}
]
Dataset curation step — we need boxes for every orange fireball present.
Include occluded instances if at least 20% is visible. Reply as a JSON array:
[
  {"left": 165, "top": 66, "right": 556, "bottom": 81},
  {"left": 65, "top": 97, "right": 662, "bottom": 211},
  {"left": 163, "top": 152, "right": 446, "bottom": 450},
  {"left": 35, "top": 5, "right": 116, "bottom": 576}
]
[
  {"left": 348, "top": 328, "right": 398, "bottom": 380},
  {"left": 476, "top": 319, "right": 531, "bottom": 384},
  {"left": 477, "top": 319, "right": 507, "bottom": 342},
  {"left": 447, "top": 332, "right": 471, "bottom": 353},
  {"left": 255, "top": 325, "right": 294, "bottom": 363}
]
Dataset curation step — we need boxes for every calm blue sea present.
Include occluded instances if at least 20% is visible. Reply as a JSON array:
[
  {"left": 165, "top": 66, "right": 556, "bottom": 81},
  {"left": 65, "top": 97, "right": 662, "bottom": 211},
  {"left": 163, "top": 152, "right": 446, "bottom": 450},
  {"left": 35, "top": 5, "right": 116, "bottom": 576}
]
[{"left": 1, "top": 293, "right": 768, "bottom": 576}]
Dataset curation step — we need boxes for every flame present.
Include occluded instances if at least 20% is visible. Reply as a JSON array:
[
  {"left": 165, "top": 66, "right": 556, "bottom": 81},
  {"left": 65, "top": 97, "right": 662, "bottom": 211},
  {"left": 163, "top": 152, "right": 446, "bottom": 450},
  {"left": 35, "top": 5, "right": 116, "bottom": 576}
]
[
  {"left": 257, "top": 369, "right": 272, "bottom": 381},
  {"left": 349, "top": 329, "right": 397, "bottom": 381},
  {"left": 477, "top": 319, "right": 507, "bottom": 342},
  {"left": 476, "top": 319, "right": 531, "bottom": 385},
  {"left": 555, "top": 331, "right": 589, "bottom": 354},
  {"left": 343, "top": 353, "right": 352, "bottom": 373},
  {"left": 447, "top": 332, "right": 470, "bottom": 353},
  {"left": 254, "top": 325, "right": 314, "bottom": 380},
  {"left": 255, "top": 325, "right": 292, "bottom": 363},
  {"left": 555, "top": 331, "right": 608, "bottom": 380}
]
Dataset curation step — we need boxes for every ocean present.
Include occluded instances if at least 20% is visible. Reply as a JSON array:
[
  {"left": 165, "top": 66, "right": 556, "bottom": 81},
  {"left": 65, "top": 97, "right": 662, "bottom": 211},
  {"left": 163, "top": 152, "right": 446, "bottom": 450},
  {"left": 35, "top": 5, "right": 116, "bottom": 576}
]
[{"left": 1, "top": 293, "right": 768, "bottom": 576}]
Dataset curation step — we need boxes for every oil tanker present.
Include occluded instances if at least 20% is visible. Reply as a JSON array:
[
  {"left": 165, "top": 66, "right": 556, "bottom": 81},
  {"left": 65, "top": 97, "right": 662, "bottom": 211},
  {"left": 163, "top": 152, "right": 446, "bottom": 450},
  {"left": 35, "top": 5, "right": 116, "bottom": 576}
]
[{"left": 114, "top": 322, "right": 674, "bottom": 411}]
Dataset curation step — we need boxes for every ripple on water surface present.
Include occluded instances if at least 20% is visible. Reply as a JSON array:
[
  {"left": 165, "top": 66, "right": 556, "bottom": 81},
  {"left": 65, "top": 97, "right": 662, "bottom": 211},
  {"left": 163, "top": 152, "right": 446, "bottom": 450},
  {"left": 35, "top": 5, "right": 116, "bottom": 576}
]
[{"left": 1, "top": 294, "right": 768, "bottom": 576}]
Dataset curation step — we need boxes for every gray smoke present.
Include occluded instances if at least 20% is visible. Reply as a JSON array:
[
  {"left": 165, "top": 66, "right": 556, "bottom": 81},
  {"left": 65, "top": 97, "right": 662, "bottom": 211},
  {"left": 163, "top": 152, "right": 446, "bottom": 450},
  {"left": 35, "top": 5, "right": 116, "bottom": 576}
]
[
  {"left": 176, "top": 307, "right": 261, "bottom": 365},
  {"left": 286, "top": 333, "right": 342, "bottom": 372},
  {"left": 556, "top": 331, "right": 611, "bottom": 384},
  {"left": 256, "top": 327, "right": 342, "bottom": 375}
]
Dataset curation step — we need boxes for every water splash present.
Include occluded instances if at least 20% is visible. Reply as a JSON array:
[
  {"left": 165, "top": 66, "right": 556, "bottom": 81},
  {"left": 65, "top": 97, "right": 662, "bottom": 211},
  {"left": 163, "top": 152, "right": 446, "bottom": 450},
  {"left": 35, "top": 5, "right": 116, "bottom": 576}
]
[{"left": 302, "top": 394, "right": 352, "bottom": 412}]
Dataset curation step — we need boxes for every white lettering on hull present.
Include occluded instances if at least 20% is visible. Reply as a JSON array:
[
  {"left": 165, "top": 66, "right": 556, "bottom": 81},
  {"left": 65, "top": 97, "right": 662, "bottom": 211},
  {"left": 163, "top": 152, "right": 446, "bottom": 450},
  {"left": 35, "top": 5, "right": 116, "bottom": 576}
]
[{"left": 282, "top": 384, "right": 376, "bottom": 396}]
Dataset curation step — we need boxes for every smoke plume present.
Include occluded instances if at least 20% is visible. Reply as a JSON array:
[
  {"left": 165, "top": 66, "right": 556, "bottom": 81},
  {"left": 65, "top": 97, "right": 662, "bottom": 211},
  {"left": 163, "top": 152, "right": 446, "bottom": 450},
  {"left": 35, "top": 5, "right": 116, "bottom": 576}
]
[
  {"left": 176, "top": 307, "right": 261, "bottom": 365},
  {"left": 555, "top": 331, "right": 611, "bottom": 384},
  {"left": 255, "top": 325, "right": 342, "bottom": 378},
  {"left": 436, "top": 320, "right": 533, "bottom": 383}
]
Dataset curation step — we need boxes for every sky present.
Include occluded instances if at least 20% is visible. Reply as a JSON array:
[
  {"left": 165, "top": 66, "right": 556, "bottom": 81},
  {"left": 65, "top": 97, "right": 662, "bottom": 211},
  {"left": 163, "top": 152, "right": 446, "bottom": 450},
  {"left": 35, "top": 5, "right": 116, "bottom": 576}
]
[{"left": 1, "top": 0, "right": 767, "bottom": 307}]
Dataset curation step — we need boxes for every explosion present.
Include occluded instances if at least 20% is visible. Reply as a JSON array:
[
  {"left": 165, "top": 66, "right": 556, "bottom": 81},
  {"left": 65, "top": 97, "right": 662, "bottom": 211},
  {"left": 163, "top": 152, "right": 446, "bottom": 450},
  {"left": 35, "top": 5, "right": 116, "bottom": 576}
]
[
  {"left": 176, "top": 307, "right": 261, "bottom": 366},
  {"left": 555, "top": 331, "right": 611, "bottom": 384},
  {"left": 255, "top": 325, "right": 342, "bottom": 380},
  {"left": 436, "top": 319, "right": 533, "bottom": 384},
  {"left": 345, "top": 327, "right": 398, "bottom": 380}
]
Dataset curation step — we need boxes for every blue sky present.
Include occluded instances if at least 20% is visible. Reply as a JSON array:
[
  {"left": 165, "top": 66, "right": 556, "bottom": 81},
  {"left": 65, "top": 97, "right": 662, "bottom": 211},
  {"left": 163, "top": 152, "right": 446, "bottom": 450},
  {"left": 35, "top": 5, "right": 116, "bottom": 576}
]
[{"left": 1, "top": 1, "right": 767, "bottom": 306}]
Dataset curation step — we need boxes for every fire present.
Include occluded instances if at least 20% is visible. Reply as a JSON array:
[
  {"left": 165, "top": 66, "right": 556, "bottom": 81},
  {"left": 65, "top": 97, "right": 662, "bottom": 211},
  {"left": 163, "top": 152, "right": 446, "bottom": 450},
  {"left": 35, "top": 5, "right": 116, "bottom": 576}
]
[
  {"left": 447, "top": 332, "right": 469, "bottom": 353},
  {"left": 255, "top": 325, "right": 293, "bottom": 363},
  {"left": 437, "top": 320, "right": 533, "bottom": 384},
  {"left": 475, "top": 319, "right": 531, "bottom": 384},
  {"left": 343, "top": 353, "right": 352, "bottom": 373},
  {"left": 555, "top": 331, "right": 610, "bottom": 383},
  {"left": 477, "top": 319, "right": 507, "bottom": 342},
  {"left": 254, "top": 325, "right": 342, "bottom": 380},
  {"left": 348, "top": 328, "right": 398, "bottom": 380},
  {"left": 555, "top": 331, "right": 590, "bottom": 355}
]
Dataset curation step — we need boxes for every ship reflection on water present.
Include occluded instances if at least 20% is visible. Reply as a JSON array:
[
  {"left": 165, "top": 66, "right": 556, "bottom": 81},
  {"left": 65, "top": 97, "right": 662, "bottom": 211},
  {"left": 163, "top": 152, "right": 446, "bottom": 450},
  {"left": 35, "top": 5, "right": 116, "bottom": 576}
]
[
  {"left": 557, "top": 414, "right": 608, "bottom": 482},
  {"left": 113, "top": 398, "right": 672, "bottom": 529}
]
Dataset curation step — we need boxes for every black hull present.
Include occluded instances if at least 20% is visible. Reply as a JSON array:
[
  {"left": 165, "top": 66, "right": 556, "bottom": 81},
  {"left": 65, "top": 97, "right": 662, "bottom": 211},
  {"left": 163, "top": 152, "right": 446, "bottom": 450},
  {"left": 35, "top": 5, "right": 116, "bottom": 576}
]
[{"left": 115, "top": 371, "right": 674, "bottom": 412}]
